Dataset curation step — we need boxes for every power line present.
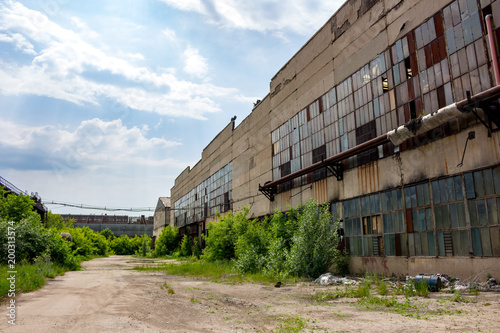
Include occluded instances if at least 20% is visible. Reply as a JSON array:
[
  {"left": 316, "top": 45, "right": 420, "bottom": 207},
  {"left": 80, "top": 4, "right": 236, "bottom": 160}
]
[{"left": 43, "top": 200, "right": 154, "bottom": 212}]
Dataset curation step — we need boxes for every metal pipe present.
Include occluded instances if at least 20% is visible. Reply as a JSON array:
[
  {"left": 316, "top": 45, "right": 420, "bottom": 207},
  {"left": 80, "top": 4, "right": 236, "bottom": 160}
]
[
  {"left": 262, "top": 85, "right": 500, "bottom": 191},
  {"left": 486, "top": 14, "right": 500, "bottom": 85},
  {"left": 260, "top": 134, "right": 389, "bottom": 189}
]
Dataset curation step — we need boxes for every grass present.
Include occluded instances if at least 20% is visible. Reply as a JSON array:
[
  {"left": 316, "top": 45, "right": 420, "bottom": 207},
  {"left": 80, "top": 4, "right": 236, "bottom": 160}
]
[
  {"left": 133, "top": 259, "right": 303, "bottom": 285},
  {"left": 0, "top": 262, "right": 67, "bottom": 297},
  {"left": 275, "top": 315, "right": 308, "bottom": 333}
]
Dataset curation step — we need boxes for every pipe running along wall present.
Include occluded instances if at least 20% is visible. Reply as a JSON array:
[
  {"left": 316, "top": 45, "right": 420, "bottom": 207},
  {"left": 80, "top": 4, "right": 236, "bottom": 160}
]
[{"left": 260, "top": 85, "right": 500, "bottom": 191}]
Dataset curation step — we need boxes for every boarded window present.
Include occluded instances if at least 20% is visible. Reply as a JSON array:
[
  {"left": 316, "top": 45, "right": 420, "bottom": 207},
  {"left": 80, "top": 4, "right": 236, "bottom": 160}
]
[{"left": 355, "top": 120, "right": 378, "bottom": 165}]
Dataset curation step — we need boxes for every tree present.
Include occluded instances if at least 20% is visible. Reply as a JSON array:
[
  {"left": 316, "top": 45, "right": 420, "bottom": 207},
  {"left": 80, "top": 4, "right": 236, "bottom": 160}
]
[
  {"left": 286, "top": 199, "right": 340, "bottom": 278},
  {"left": 0, "top": 186, "right": 39, "bottom": 223}
]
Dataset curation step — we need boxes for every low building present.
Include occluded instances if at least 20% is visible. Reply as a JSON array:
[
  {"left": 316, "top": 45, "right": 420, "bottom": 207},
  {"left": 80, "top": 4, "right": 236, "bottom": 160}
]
[
  {"left": 61, "top": 214, "right": 154, "bottom": 237},
  {"left": 153, "top": 197, "right": 171, "bottom": 239},
  {"left": 170, "top": 0, "right": 500, "bottom": 279}
]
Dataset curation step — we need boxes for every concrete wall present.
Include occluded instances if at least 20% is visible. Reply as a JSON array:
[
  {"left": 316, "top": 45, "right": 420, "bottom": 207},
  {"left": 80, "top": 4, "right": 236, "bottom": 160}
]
[
  {"left": 153, "top": 208, "right": 170, "bottom": 239},
  {"left": 73, "top": 223, "right": 153, "bottom": 238}
]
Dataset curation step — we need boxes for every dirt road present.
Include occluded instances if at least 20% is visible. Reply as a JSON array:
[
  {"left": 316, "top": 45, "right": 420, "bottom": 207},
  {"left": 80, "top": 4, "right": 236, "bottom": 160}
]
[{"left": 1, "top": 256, "right": 499, "bottom": 332}]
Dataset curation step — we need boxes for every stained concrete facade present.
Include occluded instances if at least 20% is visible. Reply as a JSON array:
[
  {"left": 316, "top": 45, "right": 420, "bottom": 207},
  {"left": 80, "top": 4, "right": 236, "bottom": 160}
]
[
  {"left": 153, "top": 197, "right": 171, "bottom": 239},
  {"left": 170, "top": 0, "right": 500, "bottom": 279}
]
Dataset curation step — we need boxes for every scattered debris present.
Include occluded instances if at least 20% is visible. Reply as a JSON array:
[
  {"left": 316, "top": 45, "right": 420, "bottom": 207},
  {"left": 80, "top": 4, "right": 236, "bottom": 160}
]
[
  {"left": 314, "top": 273, "right": 357, "bottom": 286},
  {"left": 314, "top": 273, "right": 499, "bottom": 292}
]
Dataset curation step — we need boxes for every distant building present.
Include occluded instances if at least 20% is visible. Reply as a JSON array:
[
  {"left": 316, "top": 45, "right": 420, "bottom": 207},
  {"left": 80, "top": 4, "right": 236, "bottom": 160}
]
[
  {"left": 169, "top": 0, "right": 500, "bottom": 279},
  {"left": 61, "top": 214, "right": 154, "bottom": 237},
  {"left": 153, "top": 197, "right": 171, "bottom": 239}
]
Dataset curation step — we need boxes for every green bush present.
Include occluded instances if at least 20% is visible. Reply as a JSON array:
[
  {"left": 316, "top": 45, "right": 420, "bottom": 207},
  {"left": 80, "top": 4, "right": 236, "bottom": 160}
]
[
  {"left": 286, "top": 200, "right": 339, "bottom": 278},
  {"left": 100, "top": 228, "right": 115, "bottom": 241},
  {"left": 180, "top": 235, "right": 192, "bottom": 257},
  {"left": 153, "top": 225, "right": 179, "bottom": 257},
  {"left": 193, "top": 237, "right": 202, "bottom": 259},
  {"left": 0, "top": 187, "right": 40, "bottom": 223},
  {"left": 202, "top": 209, "right": 246, "bottom": 261},
  {"left": 234, "top": 217, "right": 269, "bottom": 274},
  {"left": 111, "top": 235, "right": 133, "bottom": 255}
]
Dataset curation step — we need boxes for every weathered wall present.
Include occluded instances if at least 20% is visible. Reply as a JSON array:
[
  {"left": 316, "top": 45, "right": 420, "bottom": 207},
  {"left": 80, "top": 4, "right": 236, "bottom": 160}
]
[{"left": 350, "top": 256, "right": 500, "bottom": 281}]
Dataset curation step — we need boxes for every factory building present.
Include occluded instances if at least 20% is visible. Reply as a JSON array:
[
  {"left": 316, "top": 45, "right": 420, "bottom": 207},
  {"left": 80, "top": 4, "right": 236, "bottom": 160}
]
[{"left": 170, "top": 0, "right": 500, "bottom": 279}]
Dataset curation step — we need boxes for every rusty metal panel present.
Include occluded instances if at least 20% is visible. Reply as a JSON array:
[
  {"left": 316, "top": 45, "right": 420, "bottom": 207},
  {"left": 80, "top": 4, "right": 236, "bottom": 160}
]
[{"left": 313, "top": 178, "right": 329, "bottom": 204}]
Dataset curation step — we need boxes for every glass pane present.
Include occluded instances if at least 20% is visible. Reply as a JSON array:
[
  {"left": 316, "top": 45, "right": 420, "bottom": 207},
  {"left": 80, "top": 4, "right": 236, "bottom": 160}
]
[
  {"left": 441, "top": 205, "right": 451, "bottom": 229},
  {"left": 484, "top": 168, "right": 495, "bottom": 196},
  {"left": 417, "top": 184, "right": 425, "bottom": 206},
  {"left": 432, "top": 180, "right": 440, "bottom": 204},
  {"left": 400, "top": 233, "right": 408, "bottom": 256},
  {"left": 471, "top": 228, "right": 482, "bottom": 256},
  {"left": 408, "top": 233, "right": 415, "bottom": 256},
  {"left": 437, "top": 232, "right": 445, "bottom": 256},
  {"left": 477, "top": 199, "right": 487, "bottom": 226},
  {"left": 464, "top": 173, "right": 476, "bottom": 199},
  {"left": 414, "top": 233, "right": 422, "bottom": 256},
  {"left": 474, "top": 171, "right": 485, "bottom": 198},
  {"left": 382, "top": 191, "right": 390, "bottom": 212},
  {"left": 413, "top": 209, "right": 419, "bottom": 231},
  {"left": 491, "top": 226, "right": 500, "bottom": 256},
  {"left": 446, "top": 177, "right": 456, "bottom": 201},
  {"left": 435, "top": 206, "right": 443, "bottom": 229},
  {"left": 421, "top": 232, "right": 429, "bottom": 256},
  {"left": 396, "top": 189, "right": 403, "bottom": 210},
  {"left": 384, "top": 235, "right": 390, "bottom": 256},
  {"left": 426, "top": 208, "right": 433, "bottom": 231},
  {"left": 428, "top": 232, "right": 436, "bottom": 257},
  {"left": 493, "top": 166, "right": 500, "bottom": 194},
  {"left": 457, "top": 202, "right": 467, "bottom": 228},
  {"left": 423, "top": 183, "right": 430, "bottom": 206},
  {"left": 469, "top": 201, "right": 479, "bottom": 227},
  {"left": 371, "top": 194, "right": 380, "bottom": 213},
  {"left": 405, "top": 187, "right": 412, "bottom": 208},
  {"left": 454, "top": 176, "right": 463, "bottom": 200},
  {"left": 450, "top": 203, "right": 459, "bottom": 228},
  {"left": 487, "top": 198, "right": 498, "bottom": 225},
  {"left": 481, "top": 228, "right": 492, "bottom": 256},
  {"left": 419, "top": 208, "right": 426, "bottom": 231},
  {"left": 439, "top": 179, "right": 447, "bottom": 203},
  {"left": 409, "top": 186, "right": 417, "bottom": 208}
]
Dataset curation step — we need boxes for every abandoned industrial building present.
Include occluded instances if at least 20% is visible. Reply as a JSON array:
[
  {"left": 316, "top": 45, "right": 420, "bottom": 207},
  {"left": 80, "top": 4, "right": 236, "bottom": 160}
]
[{"left": 162, "top": 0, "right": 500, "bottom": 279}]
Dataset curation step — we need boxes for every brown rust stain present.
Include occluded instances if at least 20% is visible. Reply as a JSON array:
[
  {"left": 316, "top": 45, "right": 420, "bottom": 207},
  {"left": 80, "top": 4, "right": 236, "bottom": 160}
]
[
  {"left": 358, "top": 162, "right": 380, "bottom": 195},
  {"left": 313, "top": 179, "right": 328, "bottom": 204}
]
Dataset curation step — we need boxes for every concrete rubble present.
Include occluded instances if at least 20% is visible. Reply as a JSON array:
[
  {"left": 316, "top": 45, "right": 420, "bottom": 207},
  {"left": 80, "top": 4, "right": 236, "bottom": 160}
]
[
  {"left": 314, "top": 273, "right": 358, "bottom": 286},
  {"left": 314, "top": 273, "right": 500, "bottom": 292}
]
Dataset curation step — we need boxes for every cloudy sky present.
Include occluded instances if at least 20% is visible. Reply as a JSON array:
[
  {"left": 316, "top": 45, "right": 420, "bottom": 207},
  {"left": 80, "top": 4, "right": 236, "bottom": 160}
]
[{"left": 0, "top": 0, "right": 343, "bottom": 216}]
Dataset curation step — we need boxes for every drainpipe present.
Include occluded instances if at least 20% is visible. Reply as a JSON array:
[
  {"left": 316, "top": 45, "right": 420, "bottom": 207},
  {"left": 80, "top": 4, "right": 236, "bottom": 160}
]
[{"left": 486, "top": 14, "right": 500, "bottom": 85}]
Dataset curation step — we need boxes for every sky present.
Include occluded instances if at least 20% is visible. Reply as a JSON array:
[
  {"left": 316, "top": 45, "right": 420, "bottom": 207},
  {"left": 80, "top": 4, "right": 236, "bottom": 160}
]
[{"left": 0, "top": 0, "right": 344, "bottom": 216}]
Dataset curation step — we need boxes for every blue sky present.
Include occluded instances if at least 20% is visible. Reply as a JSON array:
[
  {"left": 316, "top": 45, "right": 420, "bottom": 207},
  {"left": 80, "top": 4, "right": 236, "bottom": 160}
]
[{"left": 0, "top": 0, "right": 344, "bottom": 216}]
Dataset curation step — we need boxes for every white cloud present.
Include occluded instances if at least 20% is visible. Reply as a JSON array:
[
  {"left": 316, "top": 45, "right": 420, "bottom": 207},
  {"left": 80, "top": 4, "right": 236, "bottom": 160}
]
[
  {"left": 162, "top": 27, "right": 177, "bottom": 41},
  {"left": 158, "top": 0, "right": 344, "bottom": 35},
  {"left": 0, "top": 1, "right": 245, "bottom": 119},
  {"left": 183, "top": 47, "right": 209, "bottom": 78},
  {"left": 0, "top": 32, "right": 36, "bottom": 54},
  {"left": 0, "top": 117, "right": 182, "bottom": 169}
]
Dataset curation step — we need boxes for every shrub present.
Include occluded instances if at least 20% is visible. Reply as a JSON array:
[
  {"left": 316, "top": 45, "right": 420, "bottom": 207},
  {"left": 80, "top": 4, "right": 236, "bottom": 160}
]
[
  {"left": 0, "top": 187, "right": 40, "bottom": 223},
  {"left": 111, "top": 235, "right": 133, "bottom": 255},
  {"left": 193, "top": 237, "right": 202, "bottom": 259},
  {"left": 202, "top": 209, "right": 247, "bottom": 261},
  {"left": 180, "top": 235, "right": 192, "bottom": 257},
  {"left": 286, "top": 200, "right": 340, "bottom": 278},
  {"left": 234, "top": 217, "right": 269, "bottom": 274},
  {"left": 100, "top": 228, "right": 115, "bottom": 241},
  {"left": 153, "top": 225, "right": 179, "bottom": 257}
]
